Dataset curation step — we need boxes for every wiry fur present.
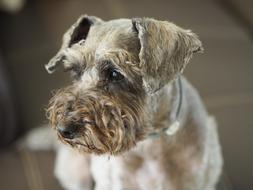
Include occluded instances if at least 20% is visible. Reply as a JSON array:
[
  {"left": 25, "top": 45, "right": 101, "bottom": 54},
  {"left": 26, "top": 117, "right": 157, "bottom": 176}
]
[
  {"left": 47, "top": 85, "right": 147, "bottom": 155},
  {"left": 45, "top": 15, "right": 222, "bottom": 190}
]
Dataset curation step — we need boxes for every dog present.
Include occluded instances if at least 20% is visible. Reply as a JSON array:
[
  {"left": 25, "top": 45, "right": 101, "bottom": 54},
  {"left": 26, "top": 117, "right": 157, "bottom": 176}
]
[{"left": 45, "top": 15, "right": 223, "bottom": 190}]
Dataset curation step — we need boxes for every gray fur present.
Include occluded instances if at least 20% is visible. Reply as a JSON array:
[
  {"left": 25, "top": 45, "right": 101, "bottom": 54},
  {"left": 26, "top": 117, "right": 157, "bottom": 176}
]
[{"left": 45, "top": 16, "right": 222, "bottom": 190}]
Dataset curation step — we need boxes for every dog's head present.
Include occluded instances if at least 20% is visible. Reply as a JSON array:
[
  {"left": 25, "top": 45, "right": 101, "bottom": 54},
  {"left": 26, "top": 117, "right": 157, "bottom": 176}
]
[{"left": 46, "top": 15, "right": 203, "bottom": 155}]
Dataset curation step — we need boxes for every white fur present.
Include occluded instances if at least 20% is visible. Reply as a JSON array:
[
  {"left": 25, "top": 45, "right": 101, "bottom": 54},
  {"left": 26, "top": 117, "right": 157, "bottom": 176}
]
[
  {"left": 20, "top": 125, "right": 59, "bottom": 150},
  {"left": 55, "top": 146, "right": 92, "bottom": 190}
]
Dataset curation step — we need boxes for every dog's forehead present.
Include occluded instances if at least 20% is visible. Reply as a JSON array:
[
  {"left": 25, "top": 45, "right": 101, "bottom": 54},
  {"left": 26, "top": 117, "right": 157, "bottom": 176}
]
[{"left": 84, "top": 19, "right": 139, "bottom": 58}]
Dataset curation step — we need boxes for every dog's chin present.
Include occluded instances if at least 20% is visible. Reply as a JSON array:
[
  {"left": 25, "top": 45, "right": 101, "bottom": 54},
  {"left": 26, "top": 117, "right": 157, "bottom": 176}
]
[
  {"left": 74, "top": 143, "right": 134, "bottom": 155},
  {"left": 72, "top": 142, "right": 106, "bottom": 155},
  {"left": 57, "top": 132, "right": 140, "bottom": 155}
]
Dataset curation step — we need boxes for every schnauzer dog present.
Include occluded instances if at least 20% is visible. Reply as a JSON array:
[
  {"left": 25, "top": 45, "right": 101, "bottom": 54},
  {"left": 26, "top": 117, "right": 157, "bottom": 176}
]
[{"left": 45, "top": 15, "right": 223, "bottom": 190}]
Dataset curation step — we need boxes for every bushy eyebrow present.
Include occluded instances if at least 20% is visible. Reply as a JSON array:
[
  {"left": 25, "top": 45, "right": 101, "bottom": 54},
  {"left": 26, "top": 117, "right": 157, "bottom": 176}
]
[
  {"left": 98, "top": 60, "right": 115, "bottom": 72},
  {"left": 97, "top": 51, "right": 141, "bottom": 82},
  {"left": 95, "top": 49, "right": 131, "bottom": 69}
]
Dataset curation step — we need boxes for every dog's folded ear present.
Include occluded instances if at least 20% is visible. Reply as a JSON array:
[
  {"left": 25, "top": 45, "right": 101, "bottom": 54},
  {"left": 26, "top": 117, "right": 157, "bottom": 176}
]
[
  {"left": 132, "top": 18, "right": 203, "bottom": 93},
  {"left": 45, "top": 15, "right": 103, "bottom": 74}
]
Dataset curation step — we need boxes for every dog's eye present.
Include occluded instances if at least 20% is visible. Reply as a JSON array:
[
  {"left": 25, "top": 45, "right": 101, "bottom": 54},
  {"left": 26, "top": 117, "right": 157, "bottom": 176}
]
[{"left": 108, "top": 69, "right": 124, "bottom": 82}]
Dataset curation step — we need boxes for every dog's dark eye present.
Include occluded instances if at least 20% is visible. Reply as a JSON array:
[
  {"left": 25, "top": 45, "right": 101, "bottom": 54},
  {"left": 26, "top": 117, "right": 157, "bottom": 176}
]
[{"left": 108, "top": 69, "right": 124, "bottom": 82}]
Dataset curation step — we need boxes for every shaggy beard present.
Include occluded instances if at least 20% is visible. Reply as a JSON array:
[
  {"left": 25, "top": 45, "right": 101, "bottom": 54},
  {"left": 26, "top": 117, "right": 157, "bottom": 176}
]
[{"left": 46, "top": 87, "right": 147, "bottom": 155}]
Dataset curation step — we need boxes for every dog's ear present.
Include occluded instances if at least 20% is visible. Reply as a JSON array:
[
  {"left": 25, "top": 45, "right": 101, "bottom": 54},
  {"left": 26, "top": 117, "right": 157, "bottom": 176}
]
[
  {"left": 45, "top": 15, "right": 103, "bottom": 74},
  {"left": 132, "top": 18, "right": 203, "bottom": 93}
]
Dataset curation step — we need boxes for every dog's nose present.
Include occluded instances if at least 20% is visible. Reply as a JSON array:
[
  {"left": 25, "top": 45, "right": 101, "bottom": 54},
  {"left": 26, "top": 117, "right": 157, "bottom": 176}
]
[{"left": 57, "top": 124, "right": 78, "bottom": 139}]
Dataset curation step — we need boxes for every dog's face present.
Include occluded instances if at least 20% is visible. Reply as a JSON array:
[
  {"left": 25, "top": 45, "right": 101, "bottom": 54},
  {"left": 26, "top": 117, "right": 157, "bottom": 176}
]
[{"left": 46, "top": 15, "right": 202, "bottom": 155}]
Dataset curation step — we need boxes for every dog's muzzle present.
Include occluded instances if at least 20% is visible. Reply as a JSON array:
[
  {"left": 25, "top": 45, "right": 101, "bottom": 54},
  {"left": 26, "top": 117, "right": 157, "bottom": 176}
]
[
  {"left": 47, "top": 87, "right": 145, "bottom": 154},
  {"left": 57, "top": 124, "right": 77, "bottom": 139}
]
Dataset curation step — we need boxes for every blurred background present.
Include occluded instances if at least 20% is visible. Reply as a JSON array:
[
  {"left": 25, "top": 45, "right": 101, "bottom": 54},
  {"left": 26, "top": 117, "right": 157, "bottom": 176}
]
[{"left": 0, "top": 0, "right": 252, "bottom": 189}]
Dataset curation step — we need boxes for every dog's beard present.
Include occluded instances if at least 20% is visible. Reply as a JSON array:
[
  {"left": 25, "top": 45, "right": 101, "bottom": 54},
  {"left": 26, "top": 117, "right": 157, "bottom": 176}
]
[{"left": 47, "top": 87, "right": 147, "bottom": 155}]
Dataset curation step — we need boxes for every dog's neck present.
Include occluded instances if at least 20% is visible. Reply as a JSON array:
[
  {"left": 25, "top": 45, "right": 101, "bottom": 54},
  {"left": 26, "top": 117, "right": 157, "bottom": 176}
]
[{"left": 147, "top": 76, "right": 187, "bottom": 137}]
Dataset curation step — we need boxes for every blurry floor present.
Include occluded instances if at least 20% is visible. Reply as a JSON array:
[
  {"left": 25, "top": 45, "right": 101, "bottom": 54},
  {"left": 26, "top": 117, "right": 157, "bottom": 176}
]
[{"left": 0, "top": 0, "right": 253, "bottom": 189}]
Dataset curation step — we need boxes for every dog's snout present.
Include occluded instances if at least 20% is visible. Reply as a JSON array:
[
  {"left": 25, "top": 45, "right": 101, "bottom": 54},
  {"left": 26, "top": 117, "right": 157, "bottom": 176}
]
[{"left": 57, "top": 124, "right": 79, "bottom": 139}]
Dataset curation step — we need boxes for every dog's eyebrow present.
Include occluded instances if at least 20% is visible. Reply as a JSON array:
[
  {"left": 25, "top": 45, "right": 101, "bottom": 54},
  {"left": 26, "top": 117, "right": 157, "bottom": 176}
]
[{"left": 98, "top": 60, "right": 114, "bottom": 70}]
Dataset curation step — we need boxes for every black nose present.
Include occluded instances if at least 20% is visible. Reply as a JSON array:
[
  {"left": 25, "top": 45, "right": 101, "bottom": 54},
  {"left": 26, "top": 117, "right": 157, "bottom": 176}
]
[{"left": 57, "top": 124, "right": 79, "bottom": 139}]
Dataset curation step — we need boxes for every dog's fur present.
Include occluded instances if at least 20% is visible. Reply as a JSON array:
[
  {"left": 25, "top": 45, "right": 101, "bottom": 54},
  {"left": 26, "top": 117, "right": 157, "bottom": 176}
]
[{"left": 45, "top": 15, "right": 223, "bottom": 190}]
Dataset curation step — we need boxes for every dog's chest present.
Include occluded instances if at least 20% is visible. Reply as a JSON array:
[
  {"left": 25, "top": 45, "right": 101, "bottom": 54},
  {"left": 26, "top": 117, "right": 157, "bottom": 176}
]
[
  {"left": 90, "top": 155, "right": 171, "bottom": 190},
  {"left": 90, "top": 138, "right": 174, "bottom": 190},
  {"left": 134, "top": 159, "right": 170, "bottom": 190}
]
